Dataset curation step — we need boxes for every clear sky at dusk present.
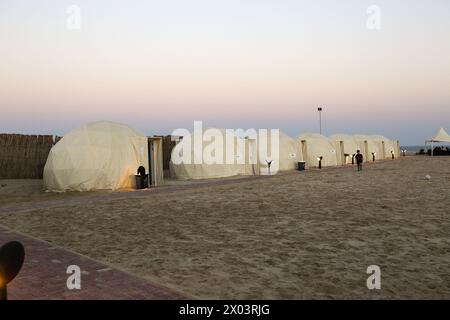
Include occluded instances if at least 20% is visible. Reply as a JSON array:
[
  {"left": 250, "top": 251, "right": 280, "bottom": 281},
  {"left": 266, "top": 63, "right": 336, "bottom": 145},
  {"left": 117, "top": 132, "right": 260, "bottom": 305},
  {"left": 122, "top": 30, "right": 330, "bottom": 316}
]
[{"left": 1, "top": 0, "right": 449, "bottom": 145}]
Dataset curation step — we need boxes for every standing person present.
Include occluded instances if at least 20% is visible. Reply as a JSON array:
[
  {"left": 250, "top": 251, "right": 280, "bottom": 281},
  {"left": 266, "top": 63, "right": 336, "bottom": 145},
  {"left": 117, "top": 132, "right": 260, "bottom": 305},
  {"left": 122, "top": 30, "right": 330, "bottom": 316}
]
[{"left": 355, "top": 150, "right": 363, "bottom": 171}]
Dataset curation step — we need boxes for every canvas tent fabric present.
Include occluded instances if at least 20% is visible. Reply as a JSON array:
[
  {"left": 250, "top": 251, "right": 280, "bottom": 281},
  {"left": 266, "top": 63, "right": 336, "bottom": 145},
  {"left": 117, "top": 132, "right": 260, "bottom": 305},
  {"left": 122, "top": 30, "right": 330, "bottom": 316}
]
[
  {"left": 257, "top": 131, "right": 299, "bottom": 173},
  {"left": 297, "top": 133, "right": 338, "bottom": 167},
  {"left": 44, "top": 121, "right": 149, "bottom": 191},
  {"left": 170, "top": 129, "right": 299, "bottom": 179},
  {"left": 148, "top": 137, "right": 164, "bottom": 186},
  {"left": 329, "top": 134, "right": 363, "bottom": 164},
  {"left": 369, "top": 135, "right": 398, "bottom": 159},
  {"left": 170, "top": 128, "right": 250, "bottom": 180},
  {"left": 353, "top": 135, "right": 383, "bottom": 161},
  {"left": 170, "top": 129, "right": 401, "bottom": 179},
  {"left": 275, "top": 132, "right": 299, "bottom": 171},
  {"left": 428, "top": 128, "right": 450, "bottom": 142}
]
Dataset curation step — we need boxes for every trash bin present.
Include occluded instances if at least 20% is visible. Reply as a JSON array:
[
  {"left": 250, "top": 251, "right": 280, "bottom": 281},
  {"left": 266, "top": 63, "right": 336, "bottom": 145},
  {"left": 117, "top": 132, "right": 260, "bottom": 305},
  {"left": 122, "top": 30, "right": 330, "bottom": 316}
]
[
  {"left": 135, "top": 174, "right": 148, "bottom": 189},
  {"left": 298, "top": 161, "right": 306, "bottom": 171}
]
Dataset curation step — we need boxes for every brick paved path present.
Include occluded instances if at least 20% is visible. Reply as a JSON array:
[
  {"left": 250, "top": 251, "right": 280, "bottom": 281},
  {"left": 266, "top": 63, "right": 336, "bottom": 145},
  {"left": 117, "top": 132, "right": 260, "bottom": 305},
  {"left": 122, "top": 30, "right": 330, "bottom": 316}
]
[{"left": 0, "top": 226, "right": 188, "bottom": 300}]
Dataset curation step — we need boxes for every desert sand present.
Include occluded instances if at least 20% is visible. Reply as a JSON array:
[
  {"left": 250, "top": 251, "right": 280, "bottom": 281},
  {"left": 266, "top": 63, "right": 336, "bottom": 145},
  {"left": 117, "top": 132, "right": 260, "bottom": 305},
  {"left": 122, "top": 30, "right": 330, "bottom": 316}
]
[{"left": 0, "top": 156, "right": 449, "bottom": 299}]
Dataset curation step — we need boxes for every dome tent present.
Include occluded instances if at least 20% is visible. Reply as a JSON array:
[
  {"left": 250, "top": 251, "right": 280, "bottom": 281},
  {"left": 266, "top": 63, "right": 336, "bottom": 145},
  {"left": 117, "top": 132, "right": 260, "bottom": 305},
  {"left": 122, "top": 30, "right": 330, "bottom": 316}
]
[
  {"left": 44, "top": 121, "right": 149, "bottom": 191},
  {"left": 297, "top": 133, "right": 338, "bottom": 167},
  {"left": 353, "top": 134, "right": 384, "bottom": 161},
  {"left": 170, "top": 128, "right": 251, "bottom": 180},
  {"left": 256, "top": 131, "right": 299, "bottom": 174},
  {"left": 329, "top": 134, "right": 363, "bottom": 164},
  {"left": 169, "top": 129, "right": 299, "bottom": 179},
  {"left": 369, "top": 135, "right": 398, "bottom": 159}
]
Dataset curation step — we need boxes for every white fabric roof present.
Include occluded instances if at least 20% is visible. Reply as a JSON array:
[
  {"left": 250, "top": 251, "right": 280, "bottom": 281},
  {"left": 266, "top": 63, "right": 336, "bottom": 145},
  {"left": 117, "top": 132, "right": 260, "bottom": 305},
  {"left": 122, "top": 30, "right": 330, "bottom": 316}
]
[
  {"left": 44, "top": 121, "right": 149, "bottom": 191},
  {"left": 297, "top": 133, "right": 338, "bottom": 167},
  {"left": 428, "top": 128, "right": 450, "bottom": 143},
  {"left": 170, "top": 129, "right": 299, "bottom": 179}
]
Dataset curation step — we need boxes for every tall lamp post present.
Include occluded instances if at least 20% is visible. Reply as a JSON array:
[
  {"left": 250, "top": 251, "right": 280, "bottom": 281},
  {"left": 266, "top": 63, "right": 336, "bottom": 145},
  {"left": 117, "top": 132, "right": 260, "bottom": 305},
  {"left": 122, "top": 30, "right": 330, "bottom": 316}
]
[{"left": 317, "top": 107, "right": 323, "bottom": 135}]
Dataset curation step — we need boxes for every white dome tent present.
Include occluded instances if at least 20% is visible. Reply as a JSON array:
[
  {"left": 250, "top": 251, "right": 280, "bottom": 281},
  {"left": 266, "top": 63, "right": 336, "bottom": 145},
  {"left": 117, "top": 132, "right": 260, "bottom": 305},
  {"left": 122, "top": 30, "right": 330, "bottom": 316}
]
[
  {"left": 257, "top": 131, "right": 299, "bottom": 174},
  {"left": 369, "top": 135, "right": 399, "bottom": 159},
  {"left": 170, "top": 129, "right": 300, "bottom": 179},
  {"left": 170, "top": 128, "right": 251, "bottom": 180},
  {"left": 44, "top": 121, "right": 150, "bottom": 191},
  {"left": 353, "top": 135, "right": 383, "bottom": 162},
  {"left": 297, "top": 133, "right": 338, "bottom": 168},
  {"left": 329, "top": 134, "right": 363, "bottom": 164},
  {"left": 275, "top": 132, "right": 300, "bottom": 172}
]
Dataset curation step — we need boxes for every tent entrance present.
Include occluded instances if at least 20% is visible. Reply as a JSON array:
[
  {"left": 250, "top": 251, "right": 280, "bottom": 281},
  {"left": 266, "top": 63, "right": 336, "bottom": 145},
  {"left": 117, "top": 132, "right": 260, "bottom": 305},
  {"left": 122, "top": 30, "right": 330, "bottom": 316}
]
[
  {"left": 301, "top": 140, "right": 307, "bottom": 166},
  {"left": 148, "top": 140, "right": 154, "bottom": 187},
  {"left": 147, "top": 136, "right": 164, "bottom": 186},
  {"left": 363, "top": 141, "right": 369, "bottom": 162},
  {"left": 339, "top": 141, "right": 345, "bottom": 165}
]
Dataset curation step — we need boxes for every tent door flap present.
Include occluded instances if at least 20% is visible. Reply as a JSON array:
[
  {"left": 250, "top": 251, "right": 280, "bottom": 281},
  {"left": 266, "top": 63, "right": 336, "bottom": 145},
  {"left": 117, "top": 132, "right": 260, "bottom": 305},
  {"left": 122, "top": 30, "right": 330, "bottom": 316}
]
[{"left": 148, "top": 140, "right": 154, "bottom": 186}]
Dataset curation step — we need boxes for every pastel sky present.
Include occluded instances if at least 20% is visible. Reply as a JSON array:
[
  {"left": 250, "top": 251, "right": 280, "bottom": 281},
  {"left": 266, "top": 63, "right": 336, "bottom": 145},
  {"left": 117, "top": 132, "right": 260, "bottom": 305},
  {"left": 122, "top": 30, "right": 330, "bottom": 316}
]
[{"left": 1, "top": 0, "right": 449, "bottom": 145}]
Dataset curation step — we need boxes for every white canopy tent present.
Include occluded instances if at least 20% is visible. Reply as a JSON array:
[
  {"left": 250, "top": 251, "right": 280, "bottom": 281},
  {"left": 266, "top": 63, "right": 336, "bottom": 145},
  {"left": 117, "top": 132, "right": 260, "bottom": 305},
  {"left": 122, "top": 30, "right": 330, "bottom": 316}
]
[
  {"left": 426, "top": 128, "right": 450, "bottom": 156},
  {"left": 44, "top": 121, "right": 149, "bottom": 191}
]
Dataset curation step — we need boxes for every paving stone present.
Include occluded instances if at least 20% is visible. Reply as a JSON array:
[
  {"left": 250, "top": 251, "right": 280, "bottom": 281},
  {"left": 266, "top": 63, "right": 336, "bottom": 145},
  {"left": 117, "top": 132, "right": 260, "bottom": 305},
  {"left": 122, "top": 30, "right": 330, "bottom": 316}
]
[{"left": 0, "top": 226, "right": 188, "bottom": 300}]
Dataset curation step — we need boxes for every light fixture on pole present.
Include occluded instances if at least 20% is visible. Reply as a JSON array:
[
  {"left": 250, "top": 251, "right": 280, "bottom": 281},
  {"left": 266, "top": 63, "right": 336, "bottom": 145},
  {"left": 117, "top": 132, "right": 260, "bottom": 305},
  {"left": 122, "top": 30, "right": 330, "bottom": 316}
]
[
  {"left": 317, "top": 107, "right": 323, "bottom": 135},
  {"left": 317, "top": 156, "right": 323, "bottom": 169},
  {"left": 372, "top": 152, "right": 376, "bottom": 162},
  {"left": 391, "top": 150, "right": 395, "bottom": 160}
]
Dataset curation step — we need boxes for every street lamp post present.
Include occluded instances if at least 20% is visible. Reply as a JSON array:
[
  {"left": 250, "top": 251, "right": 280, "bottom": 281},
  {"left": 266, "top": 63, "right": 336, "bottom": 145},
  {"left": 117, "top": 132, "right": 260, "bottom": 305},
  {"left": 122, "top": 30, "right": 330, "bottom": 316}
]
[{"left": 317, "top": 107, "right": 323, "bottom": 135}]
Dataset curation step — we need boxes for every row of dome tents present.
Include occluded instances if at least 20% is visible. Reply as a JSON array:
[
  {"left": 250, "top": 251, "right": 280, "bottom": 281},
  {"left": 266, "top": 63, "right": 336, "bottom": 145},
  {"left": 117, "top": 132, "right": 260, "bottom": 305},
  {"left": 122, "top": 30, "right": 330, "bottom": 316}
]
[
  {"left": 43, "top": 121, "right": 400, "bottom": 191},
  {"left": 170, "top": 130, "right": 400, "bottom": 180}
]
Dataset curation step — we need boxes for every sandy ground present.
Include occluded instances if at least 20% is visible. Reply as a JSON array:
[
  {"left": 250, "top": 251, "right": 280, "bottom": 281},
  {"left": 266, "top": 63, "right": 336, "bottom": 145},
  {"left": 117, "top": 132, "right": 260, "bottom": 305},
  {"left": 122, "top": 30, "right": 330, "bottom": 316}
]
[
  {"left": 0, "top": 179, "right": 101, "bottom": 206},
  {"left": 0, "top": 156, "right": 449, "bottom": 299}
]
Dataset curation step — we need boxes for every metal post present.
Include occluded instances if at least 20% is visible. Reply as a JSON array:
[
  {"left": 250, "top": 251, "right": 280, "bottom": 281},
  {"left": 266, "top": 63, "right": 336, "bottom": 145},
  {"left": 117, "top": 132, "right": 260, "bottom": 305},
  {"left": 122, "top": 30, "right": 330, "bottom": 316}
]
[
  {"left": 318, "top": 107, "right": 322, "bottom": 135},
  {"left": 0, "top": 285, "right": 7, "bottom": 300}
]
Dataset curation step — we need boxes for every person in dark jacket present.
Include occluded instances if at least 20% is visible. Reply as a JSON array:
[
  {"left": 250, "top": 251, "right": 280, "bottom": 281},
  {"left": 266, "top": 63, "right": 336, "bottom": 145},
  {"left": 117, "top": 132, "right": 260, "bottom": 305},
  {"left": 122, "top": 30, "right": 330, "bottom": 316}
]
[{"left": 355, "top": 150, "right": 363, "bottom": 171}]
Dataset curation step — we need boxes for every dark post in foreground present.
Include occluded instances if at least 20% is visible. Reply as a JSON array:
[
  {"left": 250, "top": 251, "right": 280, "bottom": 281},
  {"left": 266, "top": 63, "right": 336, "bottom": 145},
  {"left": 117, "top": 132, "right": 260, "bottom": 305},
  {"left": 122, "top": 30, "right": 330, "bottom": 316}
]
[{"left": 0, "top": 241, "right": 25, "bottom": 300}]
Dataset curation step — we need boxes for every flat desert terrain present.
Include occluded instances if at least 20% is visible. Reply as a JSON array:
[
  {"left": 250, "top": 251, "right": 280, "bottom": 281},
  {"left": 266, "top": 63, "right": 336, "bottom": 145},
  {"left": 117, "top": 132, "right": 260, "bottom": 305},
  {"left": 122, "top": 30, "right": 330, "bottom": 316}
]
[{"left": 0, "top": 156, "right": 449, "bottom": 299}]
